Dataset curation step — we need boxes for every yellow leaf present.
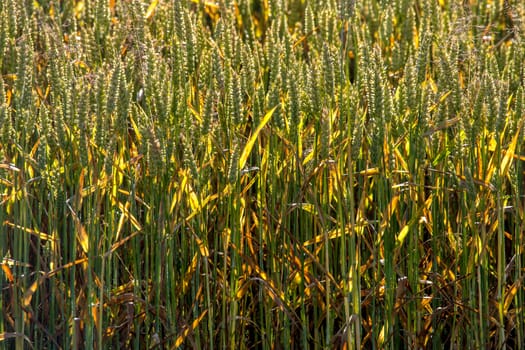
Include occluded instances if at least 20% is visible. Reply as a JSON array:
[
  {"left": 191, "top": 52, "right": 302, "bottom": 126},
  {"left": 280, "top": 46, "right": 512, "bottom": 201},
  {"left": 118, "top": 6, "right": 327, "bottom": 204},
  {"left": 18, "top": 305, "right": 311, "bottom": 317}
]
[
  {"left": 238, "top": 106, "right": 277, "bottom": 170},
  {"left": 92, "top": 301, "right": 100, "bottom": 333},
  {"left": 302, "top": 148, "right": 314, "bottom": 166},
  {"left": 1, "top": 263, "right": 14, "bottom": 282},
  {"left": 74, "top": 1, "right": 84, "bottom": 17},
  {"left": 423, "top": 116, "right": 460, "bottom": 137},
  {"left": 499, "top": 119, "right": 524, "bottom": 178},
  {"left": 378, "top": 324, "right": 386, "bottom": 348},
  {"left": 193, "top": 233, "right": 210, "bottom": 257},
  {"left": 303, "top": 228, "right": 341, "bottom": 247},
  {"left": 190, "top": 0, "right": 219, "bottom": 9},
  {"left": 185, "top": 193, "right": 218, "bottom": 221},
  {"left": 73, "top": 60, "right": 89, "bottom": 70},
  {"left": 0, "top": 163, "right": 20, "bottom": 171},
  {"left": 396, "top": 224, "right": 410, "bottom": 247},
  {"left": 4, "top": 222, "right": 56, "bottom": 242},
  {"left": 128, "top": 114, "right": 142, "bottom": 143},
  {"left": 182, "top": 253, "right": 199, "bottom": 295},
  {"left": 236, "top": 277, "right": 250, "bottom": 299},
  {"left": 173, "top": 310, "right": 208, "bottom": 348},
  {"left": 145, "top": 0, "right": 159, "bottom": 20},
  {"left": 488, "top": 133, "right": 497, "bottom": 152},
  {"left": 359, "top": 168, "right": 379, "bottom": 176},
  {"left": 187, "top": 103, "right": 203, "bottom": 123},
  {"left": 67, "top": 207, "right": 89, "bottom": 254},
  {"left": 188, "top": 187, "right": 200, "bottom": 212},
  {"left": 47, "top": 258, "right": 89, "bottom": 278},
  {"left": 428, "top": 90, "right": 452, "bottom": 113},
  {"left": 77, "top": 222, "right": 89, "bottom": 254},
  {"left": 504, "top": 279, "right": 523, "bottom": 315},
  {"left": 293, "top": 202, "right": 317, "bottom": 215},
  {"left": 23, "top": 276, "right": 45, "bottom": 308},
  {"left": 379, "top": 195, "right": 399, "bottom": 235},
  {"left": 116, "top": 200, "right": 142, "bottom": 232}
]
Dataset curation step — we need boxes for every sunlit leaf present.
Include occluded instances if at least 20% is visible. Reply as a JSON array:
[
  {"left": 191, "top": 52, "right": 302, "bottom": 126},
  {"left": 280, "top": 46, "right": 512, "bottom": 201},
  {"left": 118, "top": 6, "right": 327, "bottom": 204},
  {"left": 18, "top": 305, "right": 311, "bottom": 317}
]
[
  {"left": 174, "top": 310, "right": 208, "bottom": 348},
  {"left": 0, "top": 263, "right": 14, "bottom": 282},
  {"left": 4, "top": 222, "right": 56, "bottom": 242},
  {"left": 23, "top": 275, "right": 45, "bottom": 308},
  {"left": 145, "top": 0, "right": 159, "bottom": 20},
  {"left": 238, "top": 106, "right": 277, "bottom": 171}
]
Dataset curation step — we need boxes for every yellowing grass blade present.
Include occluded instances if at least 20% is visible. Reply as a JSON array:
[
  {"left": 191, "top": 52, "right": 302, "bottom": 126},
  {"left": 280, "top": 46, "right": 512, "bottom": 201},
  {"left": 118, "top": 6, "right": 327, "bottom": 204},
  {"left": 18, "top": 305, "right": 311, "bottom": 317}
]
[
  {"left": 182, "top": 253, "right": 199, "bottom": 295},
  {"left": 185, "top": 193, "right": 218, "bottom": 221},
  {"left": 170, "top": 171, "right": 187, "bottom": 214},
  {"left": 396, "top": 207, "right": 426, "bottom": 248},
  {"left": 190, "top": 0, "right": 220, "bottom": 9},
  {"left": 303, "top": 228, "right": 340, "bottom": 247},
  {"left": 187, "top": 103, "right": 203, "bottom": 123},
  {"left": 77, "top": 222, "right": 90, "bottom": 255},
  {"left": 192, "top": 233, "right": 210, "bottom": 257},
  {"left": 128, "top": 114, "right": 142, "bottom": 143},
  {"left": 359, "top": 167, "right": 380, "bottom": 176},
  {"left": 173, "top": 309, "right": 208, "bottom": 348},
  {"left": 145, "top": 0, "right": 159, "bottom": 20},
  {"left": 423, "top": 116, "right": 460, "bottom": 136},
  {"left": 91, "top": 300, "right": 101, "bottom": 333},
  {"left": 378, "top": 324, "right": 386, "bottom": 348},
  {"left": 67, "top": 206, "right": 89, "bottom": 254},
  {"left": 290, "top": 202, "right": 317, "bottom": 215},
  {"left": 188, "top": 186, "right": 200, "bottom": 212},
  {"left": 4, "top": 222, "right": 56, "bottom": 241},
  {"left": 504, "top": 277, "right": 523, "bottom": 315},
  {"left": 0, "top": 163, "right": 20, "bottom": 171},
  {"left": 379, "top": 195, "right": 399, "bottom": 241},
  {"left": 485, "top": 118, "right": 524, "bottom": 184},
  {"left": 236, "top": 277, "right": 251, "bottom": 299},
  {"left": 396, "top": 224, "right": 410, "bottom": 247},
  {"left": 104, "top": 232, "right": 140, "bottom": 259},
  {"left": 428, "top": 90, "right": 452, "bottom": 113},
  {"left": 116, "top": 200, "right": 142, "bottom": 234},
  {"left": 81, "top": 176, "right": 109, "bottom": 198},
  {"left": 238, "top": 106, "right": 277, "bottom": 171},
  {"left": 47, "top": 258, "right": 89, "bottom": 278},
  {"left": 23, "top": 275, "right": 45, "bottom": 308},
  {"left": 499, "top": 118, "right": 524, "bottom": 178},
  {"left": 302, "top": 223, "right": 365, "bottom": 247},
  {"left": 302, "top": 148, "right": 314, "bottom": 166},
  {"left": 1, "top": 263, "right": 14, "bottom": 282}
]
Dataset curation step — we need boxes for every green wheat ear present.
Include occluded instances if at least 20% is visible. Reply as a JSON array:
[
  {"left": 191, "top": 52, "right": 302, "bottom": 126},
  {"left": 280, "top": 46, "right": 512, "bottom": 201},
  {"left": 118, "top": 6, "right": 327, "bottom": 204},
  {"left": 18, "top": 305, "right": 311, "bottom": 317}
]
[
  {"left": 201, "top": 87, "right": 214, "bottom": 136},
  {"left": 0, "top": 75, "right": 6, "bottom": 144},
  {"left": 228, "top": 141, "right": 240, "bottom": 184},
  {"left": 322, "top": 43, "right": 335, "bottom": 101},
  {"left": 183, "top": 136, "right": 200, "bottom": 188},
  {"left": 287, "top": 64, "right": 301, "bottom": 145},
  {"left": 106, "top": 61, "right": 121, "bottom": 117}
]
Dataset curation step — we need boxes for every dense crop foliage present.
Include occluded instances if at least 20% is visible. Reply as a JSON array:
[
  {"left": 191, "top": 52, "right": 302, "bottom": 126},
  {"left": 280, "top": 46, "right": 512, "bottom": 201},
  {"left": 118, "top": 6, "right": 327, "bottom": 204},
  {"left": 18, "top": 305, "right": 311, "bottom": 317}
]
[{"left": 1, "top": 0, "right": 524, "bottom": 348}]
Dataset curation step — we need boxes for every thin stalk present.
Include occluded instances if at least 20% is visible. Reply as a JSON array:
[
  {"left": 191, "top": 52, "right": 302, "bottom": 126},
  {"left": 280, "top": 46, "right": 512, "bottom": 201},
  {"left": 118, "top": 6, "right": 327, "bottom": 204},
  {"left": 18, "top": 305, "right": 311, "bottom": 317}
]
[{"left": 496, "top": 138, "right": 505, "bottom": 348}]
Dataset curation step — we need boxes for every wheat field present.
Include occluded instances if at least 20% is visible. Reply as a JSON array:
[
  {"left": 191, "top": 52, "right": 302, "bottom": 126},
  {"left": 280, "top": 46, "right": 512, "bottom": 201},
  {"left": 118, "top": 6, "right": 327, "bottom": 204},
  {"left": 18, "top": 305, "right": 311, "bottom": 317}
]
[{"left": 0, "top": 0, "right": 524, "bottom": 349}]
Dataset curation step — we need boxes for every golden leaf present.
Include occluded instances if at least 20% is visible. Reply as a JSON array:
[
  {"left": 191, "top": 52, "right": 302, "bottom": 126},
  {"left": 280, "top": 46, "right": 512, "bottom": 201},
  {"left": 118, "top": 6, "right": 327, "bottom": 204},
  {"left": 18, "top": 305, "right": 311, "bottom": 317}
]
[
  {"left": 173, "top": 310, "right": 208, "bottom": 348},
  {"left": 239, "top": 106, "right": 277, "bottom": 171},
  {"left": 145, "top": 0, "right": 159, "bottom": 20}
]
